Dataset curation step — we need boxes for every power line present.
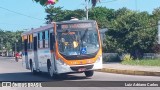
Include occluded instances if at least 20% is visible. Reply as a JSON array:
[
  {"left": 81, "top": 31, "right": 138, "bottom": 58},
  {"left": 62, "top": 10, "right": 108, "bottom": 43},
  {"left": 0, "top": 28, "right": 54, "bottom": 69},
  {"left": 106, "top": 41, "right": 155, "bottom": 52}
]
[
  {"left": 0, "top": 6, "right": 44, "bottom": 21},
  {"left": 0, "top": 22, "right": 41, "bottom": 26}
]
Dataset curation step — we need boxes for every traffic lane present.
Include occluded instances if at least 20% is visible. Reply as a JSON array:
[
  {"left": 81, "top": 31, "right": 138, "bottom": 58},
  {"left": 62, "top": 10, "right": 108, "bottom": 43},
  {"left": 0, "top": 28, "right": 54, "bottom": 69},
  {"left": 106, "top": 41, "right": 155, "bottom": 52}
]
[
  {"left": 0, "top": 57, "right": 87, "bottom": 82},
  {"left": 0, "top": 56, "right": 160, "bottom": 82},
  {"left": 90, "top": 72, "right": 160, "bottom": 81},
  {"left": 0, "top": 71, "right": 92, "bottom": 81},
  {"left": 0, "top": 57, "right": 160, "bottom": 90},
  {"left": 0, "top": 56, "right": 15, "bottom": 60},
  {"left": 0, "top": 56, "right": 89, "bottom": 81},
  {"left": 0, "top": 57, "right": 27, "bottom": 73},
  {"left": 1, "top": 87, "right": 160, "bottom": 90},
  {"left": 1, "top": 71, "right": 160, "bottom": 82}
]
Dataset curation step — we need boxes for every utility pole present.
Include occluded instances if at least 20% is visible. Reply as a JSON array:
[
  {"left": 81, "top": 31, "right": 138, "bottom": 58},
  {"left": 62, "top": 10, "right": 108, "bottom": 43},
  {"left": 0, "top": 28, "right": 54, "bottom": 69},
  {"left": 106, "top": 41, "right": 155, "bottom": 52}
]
[{"left": 85, "top": 0, "right": 89, "bottom": 20}]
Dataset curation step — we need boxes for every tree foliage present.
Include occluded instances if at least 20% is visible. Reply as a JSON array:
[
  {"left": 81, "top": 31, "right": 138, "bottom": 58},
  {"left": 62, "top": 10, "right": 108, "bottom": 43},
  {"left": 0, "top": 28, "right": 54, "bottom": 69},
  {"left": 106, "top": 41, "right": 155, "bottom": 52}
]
[
  {"left": 45, "top": 6, "right": 85, "bottom": 23},
  {"left": 106, "top": 8, "right": 157, "bottom": 59},
  {"left": 0, "top": 30, "right": 23, "bottom": 52},
  {"left": 44, "top": 6, "right": 160, "bottom": 59}
]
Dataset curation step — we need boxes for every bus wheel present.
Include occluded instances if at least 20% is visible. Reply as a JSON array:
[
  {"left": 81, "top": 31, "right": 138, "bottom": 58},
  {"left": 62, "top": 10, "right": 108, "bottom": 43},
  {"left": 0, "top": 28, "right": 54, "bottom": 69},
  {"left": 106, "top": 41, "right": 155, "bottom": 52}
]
[
  {"left": 47, "top": 62, "right": 56, "bottom": 78},
  {"left": 84, "top": 71, "right": 94, "bottom": 77},
  {"left": 30, "top": 61, "right": 37, "bottom": 74}
]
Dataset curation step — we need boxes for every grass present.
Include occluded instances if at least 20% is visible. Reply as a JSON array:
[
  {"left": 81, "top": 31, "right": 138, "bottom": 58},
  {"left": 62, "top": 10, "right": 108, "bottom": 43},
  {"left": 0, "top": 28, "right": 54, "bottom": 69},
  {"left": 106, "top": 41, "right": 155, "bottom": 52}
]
[{"left": 121, "top": 59, "right": 160, "bottom": 66}]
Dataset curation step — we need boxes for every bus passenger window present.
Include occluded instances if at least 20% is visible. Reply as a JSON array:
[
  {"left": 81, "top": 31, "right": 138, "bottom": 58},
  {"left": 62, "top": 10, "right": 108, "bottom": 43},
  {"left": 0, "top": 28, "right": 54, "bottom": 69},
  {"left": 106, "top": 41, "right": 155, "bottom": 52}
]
[
  {"left": 42, "top": 31, "right": 45, "bottom": 48},
  {"left": 39, "top": 32, "right": 43, "bottom": 48},
  {"left": 27, "top": 35, "right": 30, "bottom": 49},
  {"left": 33, "top": 36, "right": 37, "bottom": 51},
  {"left": 27, "top": 35, "right": 33, "bottom": 50},
  {"left": 50, "top": 33, "right": 55, "bottom": 50},
  {"left": 30, "top": 34, "right": 33, "bottom": 50},
  {"left": 38, "top": 33, "right": 40, "bottom": 48},
  {"left": 45, "top": 31, "right": 49, "bottom": 48}
]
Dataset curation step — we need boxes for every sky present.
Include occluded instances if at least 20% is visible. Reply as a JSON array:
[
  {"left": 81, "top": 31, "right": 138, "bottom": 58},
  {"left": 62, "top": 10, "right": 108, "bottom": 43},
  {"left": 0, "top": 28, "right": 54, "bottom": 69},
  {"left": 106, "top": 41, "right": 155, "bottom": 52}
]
[{"left": 0, "top": 0, "right": 160, "bottom": 31}]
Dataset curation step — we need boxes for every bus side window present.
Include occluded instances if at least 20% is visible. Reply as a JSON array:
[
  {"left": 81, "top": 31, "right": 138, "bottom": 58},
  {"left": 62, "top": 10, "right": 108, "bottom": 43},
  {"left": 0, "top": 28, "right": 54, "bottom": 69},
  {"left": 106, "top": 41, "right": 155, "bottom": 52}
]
[
  {"left": 27, "top": 35, "right": 30, "bottom": 49},
  {"left": 38, "top": 33, "right": 40, "bottom": 48},
  {"left": 45, "top": 30, "right": 49, "bottom": 48},
  {"left": 50, "top": 33, "right": 55, "bottom": 50},
  {"left": 42, "top": 31, "right": 45, "bottom": 48},
  {"left": 39, "top": 32, "right": 43, "bottom": 48},
  {"left": 33, "top": 36, "right": 37, "bottom": 51}
]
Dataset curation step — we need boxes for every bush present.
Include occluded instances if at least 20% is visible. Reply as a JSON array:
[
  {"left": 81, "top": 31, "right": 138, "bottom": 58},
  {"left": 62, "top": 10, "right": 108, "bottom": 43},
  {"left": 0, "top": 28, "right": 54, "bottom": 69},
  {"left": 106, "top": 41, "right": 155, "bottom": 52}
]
[
  {"left": 103, "top": 53, "right": 121, "bottom": 62},
  {"left": 122, "top": 54, "right": 133, "bottom": 61},
  {"left": 122, "top": 59, "right": 160, "bottom": 66},
  {"left": 152, "top": 44, "right": 160, "bottom": 54}
]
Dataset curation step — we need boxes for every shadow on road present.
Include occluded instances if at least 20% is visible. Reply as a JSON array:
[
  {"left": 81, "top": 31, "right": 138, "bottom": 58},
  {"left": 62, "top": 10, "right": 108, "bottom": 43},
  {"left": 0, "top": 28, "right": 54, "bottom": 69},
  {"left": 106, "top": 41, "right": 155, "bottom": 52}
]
[{"left": 0, "top": 72, "right": 90, "bottom": 82}]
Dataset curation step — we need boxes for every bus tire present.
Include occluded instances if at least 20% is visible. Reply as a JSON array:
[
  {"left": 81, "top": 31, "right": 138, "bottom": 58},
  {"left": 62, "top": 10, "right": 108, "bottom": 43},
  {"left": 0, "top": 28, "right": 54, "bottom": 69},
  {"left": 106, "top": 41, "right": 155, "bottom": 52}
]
[
  {"left": 47, "top": 60, "right": 56, "bottom": 78},
  {"left": 30, "top": 60, "right": 37, "bottom": 74},
  {"left": 84, "top": 71, "right": 94, "bottom": 77}
]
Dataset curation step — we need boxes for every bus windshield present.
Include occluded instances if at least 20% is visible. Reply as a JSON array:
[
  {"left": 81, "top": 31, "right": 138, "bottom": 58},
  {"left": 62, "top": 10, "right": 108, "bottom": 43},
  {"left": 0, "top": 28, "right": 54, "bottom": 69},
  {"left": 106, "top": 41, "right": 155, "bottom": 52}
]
[{"left": 57, "top": 28, "right": 99, "bottom": 56}]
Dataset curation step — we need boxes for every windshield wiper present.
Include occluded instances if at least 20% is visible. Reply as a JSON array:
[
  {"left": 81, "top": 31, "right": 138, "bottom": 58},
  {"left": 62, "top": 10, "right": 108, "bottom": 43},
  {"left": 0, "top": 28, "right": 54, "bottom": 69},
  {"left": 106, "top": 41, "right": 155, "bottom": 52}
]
[
  {"left": 81, "top": 29, "right": 88, "bottom": 41},
  {"left": 80, "top": 29, "right": 89, "bottom": 49}
]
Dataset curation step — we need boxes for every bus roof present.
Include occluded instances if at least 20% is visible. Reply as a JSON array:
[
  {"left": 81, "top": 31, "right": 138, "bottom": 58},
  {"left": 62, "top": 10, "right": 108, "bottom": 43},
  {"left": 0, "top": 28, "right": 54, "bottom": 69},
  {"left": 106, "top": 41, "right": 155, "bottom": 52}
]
[
  {"left": 21, "top": 20, "right": 96, "bottom": 36},
  {"left": 21, "top": 23, "right": 53, "bottom": 36},
  {"left": 57, "top": 20, "right": 95, "bottom": 24}
]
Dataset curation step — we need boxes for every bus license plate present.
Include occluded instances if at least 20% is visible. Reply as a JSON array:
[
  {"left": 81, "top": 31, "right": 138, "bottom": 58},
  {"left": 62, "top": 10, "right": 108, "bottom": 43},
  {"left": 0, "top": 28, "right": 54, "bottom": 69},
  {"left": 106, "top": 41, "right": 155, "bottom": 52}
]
[{"left": 78, "top": 68, "right": 86, "bottom": 72}]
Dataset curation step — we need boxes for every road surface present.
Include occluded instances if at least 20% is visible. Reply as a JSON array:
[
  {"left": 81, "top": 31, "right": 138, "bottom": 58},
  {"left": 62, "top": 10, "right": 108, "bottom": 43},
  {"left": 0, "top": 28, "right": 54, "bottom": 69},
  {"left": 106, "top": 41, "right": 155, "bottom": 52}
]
[{"left": 0, "top": 56, "right": 160, "bottom": 90}]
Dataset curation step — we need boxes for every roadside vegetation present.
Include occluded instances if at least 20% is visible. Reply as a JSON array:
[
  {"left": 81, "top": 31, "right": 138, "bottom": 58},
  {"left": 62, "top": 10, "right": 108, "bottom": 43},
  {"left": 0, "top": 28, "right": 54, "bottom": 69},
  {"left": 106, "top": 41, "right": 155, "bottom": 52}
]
[
  {"left": 121, "top": 59, "right": 160, "bottom": 67},
  {"left": 0, "top": 30, "right": 23, "bottom": 52}
]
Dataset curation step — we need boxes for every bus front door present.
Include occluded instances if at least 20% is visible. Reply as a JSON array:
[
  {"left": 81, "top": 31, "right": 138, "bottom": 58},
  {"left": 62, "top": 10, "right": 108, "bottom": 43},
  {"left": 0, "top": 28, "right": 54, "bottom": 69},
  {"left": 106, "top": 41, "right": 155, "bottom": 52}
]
[
  {"left": 23, "top": 39, "right": 29, "bottom": 69},
  {"left": 33, "top": 36, "right": 39, "bottom": 71}
]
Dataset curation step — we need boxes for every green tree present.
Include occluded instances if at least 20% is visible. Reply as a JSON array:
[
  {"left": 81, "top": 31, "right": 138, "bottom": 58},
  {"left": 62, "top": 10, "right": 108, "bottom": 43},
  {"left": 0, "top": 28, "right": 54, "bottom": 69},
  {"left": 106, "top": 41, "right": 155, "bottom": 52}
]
[
  {"left": 0, "top": 30, "right": 23, "bottom": 52},
  {"left": 151, "top": 7, "right": 160, "bottom": 53},
  {"left": 89, "top": 7, "right": 115, "bottom": 28},
  {"left": 152, "top": 7, "right": 160, "bottom": 22},
  {"left": 45, "top": 6, "right": 65, "bottom": 23},
  {"left": 0, "top": 29, "right": 5, "bottom": 50},
  {"left": 45, "top": 6, "right": 85, "bottom": 23},
  {"left": 45, "top": 6, "right": 114, "bottom": 28},
  {"left": 106, "top": 8, "right": 157, "bottom": 59}
]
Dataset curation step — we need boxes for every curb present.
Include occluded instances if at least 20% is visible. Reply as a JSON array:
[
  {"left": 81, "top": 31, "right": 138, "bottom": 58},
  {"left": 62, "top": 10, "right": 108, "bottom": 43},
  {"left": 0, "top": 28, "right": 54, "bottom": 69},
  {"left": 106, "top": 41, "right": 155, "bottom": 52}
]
[{"left": 97, "top": 68, "right": 160, "bottom": 76}]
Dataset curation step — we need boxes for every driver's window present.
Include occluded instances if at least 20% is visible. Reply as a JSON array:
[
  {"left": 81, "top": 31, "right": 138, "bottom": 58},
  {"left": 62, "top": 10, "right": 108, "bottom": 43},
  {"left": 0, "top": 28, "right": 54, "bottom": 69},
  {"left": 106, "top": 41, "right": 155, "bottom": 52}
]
[{"left": 50, "top": 33, "right": 55, "bottom": 50}]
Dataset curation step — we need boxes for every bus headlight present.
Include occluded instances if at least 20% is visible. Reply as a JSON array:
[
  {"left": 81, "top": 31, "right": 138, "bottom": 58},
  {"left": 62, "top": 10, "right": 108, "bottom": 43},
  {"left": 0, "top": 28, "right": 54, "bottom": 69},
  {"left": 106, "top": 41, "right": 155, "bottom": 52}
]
[
  {"left": 95, "top": 56, "right": 102, "bottom": 63},
  {"left": 57, "top": 59, "right": 66, "bottom": 65}
]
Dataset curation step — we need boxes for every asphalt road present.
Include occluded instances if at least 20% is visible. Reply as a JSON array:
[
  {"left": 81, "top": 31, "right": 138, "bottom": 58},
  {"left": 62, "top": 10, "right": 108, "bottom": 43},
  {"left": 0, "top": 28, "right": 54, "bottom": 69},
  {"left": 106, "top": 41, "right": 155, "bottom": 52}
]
[{"left": 0, "top": 56, "right": 160, "bottom": 90}]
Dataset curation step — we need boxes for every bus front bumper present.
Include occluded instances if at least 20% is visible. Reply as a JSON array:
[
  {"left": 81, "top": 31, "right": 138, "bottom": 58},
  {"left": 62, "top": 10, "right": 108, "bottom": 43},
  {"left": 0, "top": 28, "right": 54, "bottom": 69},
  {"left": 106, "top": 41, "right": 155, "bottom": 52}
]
[{"left": 56, "top": 57, "right": 103, "bottom": 74}]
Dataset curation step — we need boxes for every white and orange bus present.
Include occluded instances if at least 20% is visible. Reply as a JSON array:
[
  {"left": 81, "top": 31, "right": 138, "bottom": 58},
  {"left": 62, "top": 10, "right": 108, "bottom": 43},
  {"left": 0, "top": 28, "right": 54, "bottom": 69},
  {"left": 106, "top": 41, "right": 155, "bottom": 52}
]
[{"left": 21, "top": 20, "right": 102, "bottom": 78}]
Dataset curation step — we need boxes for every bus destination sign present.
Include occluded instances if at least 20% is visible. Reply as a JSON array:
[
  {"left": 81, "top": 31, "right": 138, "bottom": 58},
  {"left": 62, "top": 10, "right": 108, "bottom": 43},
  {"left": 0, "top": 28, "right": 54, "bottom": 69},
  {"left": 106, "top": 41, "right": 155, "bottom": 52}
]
[{"left": 61, "top": 23, "right": 93, "bottom": 29}]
